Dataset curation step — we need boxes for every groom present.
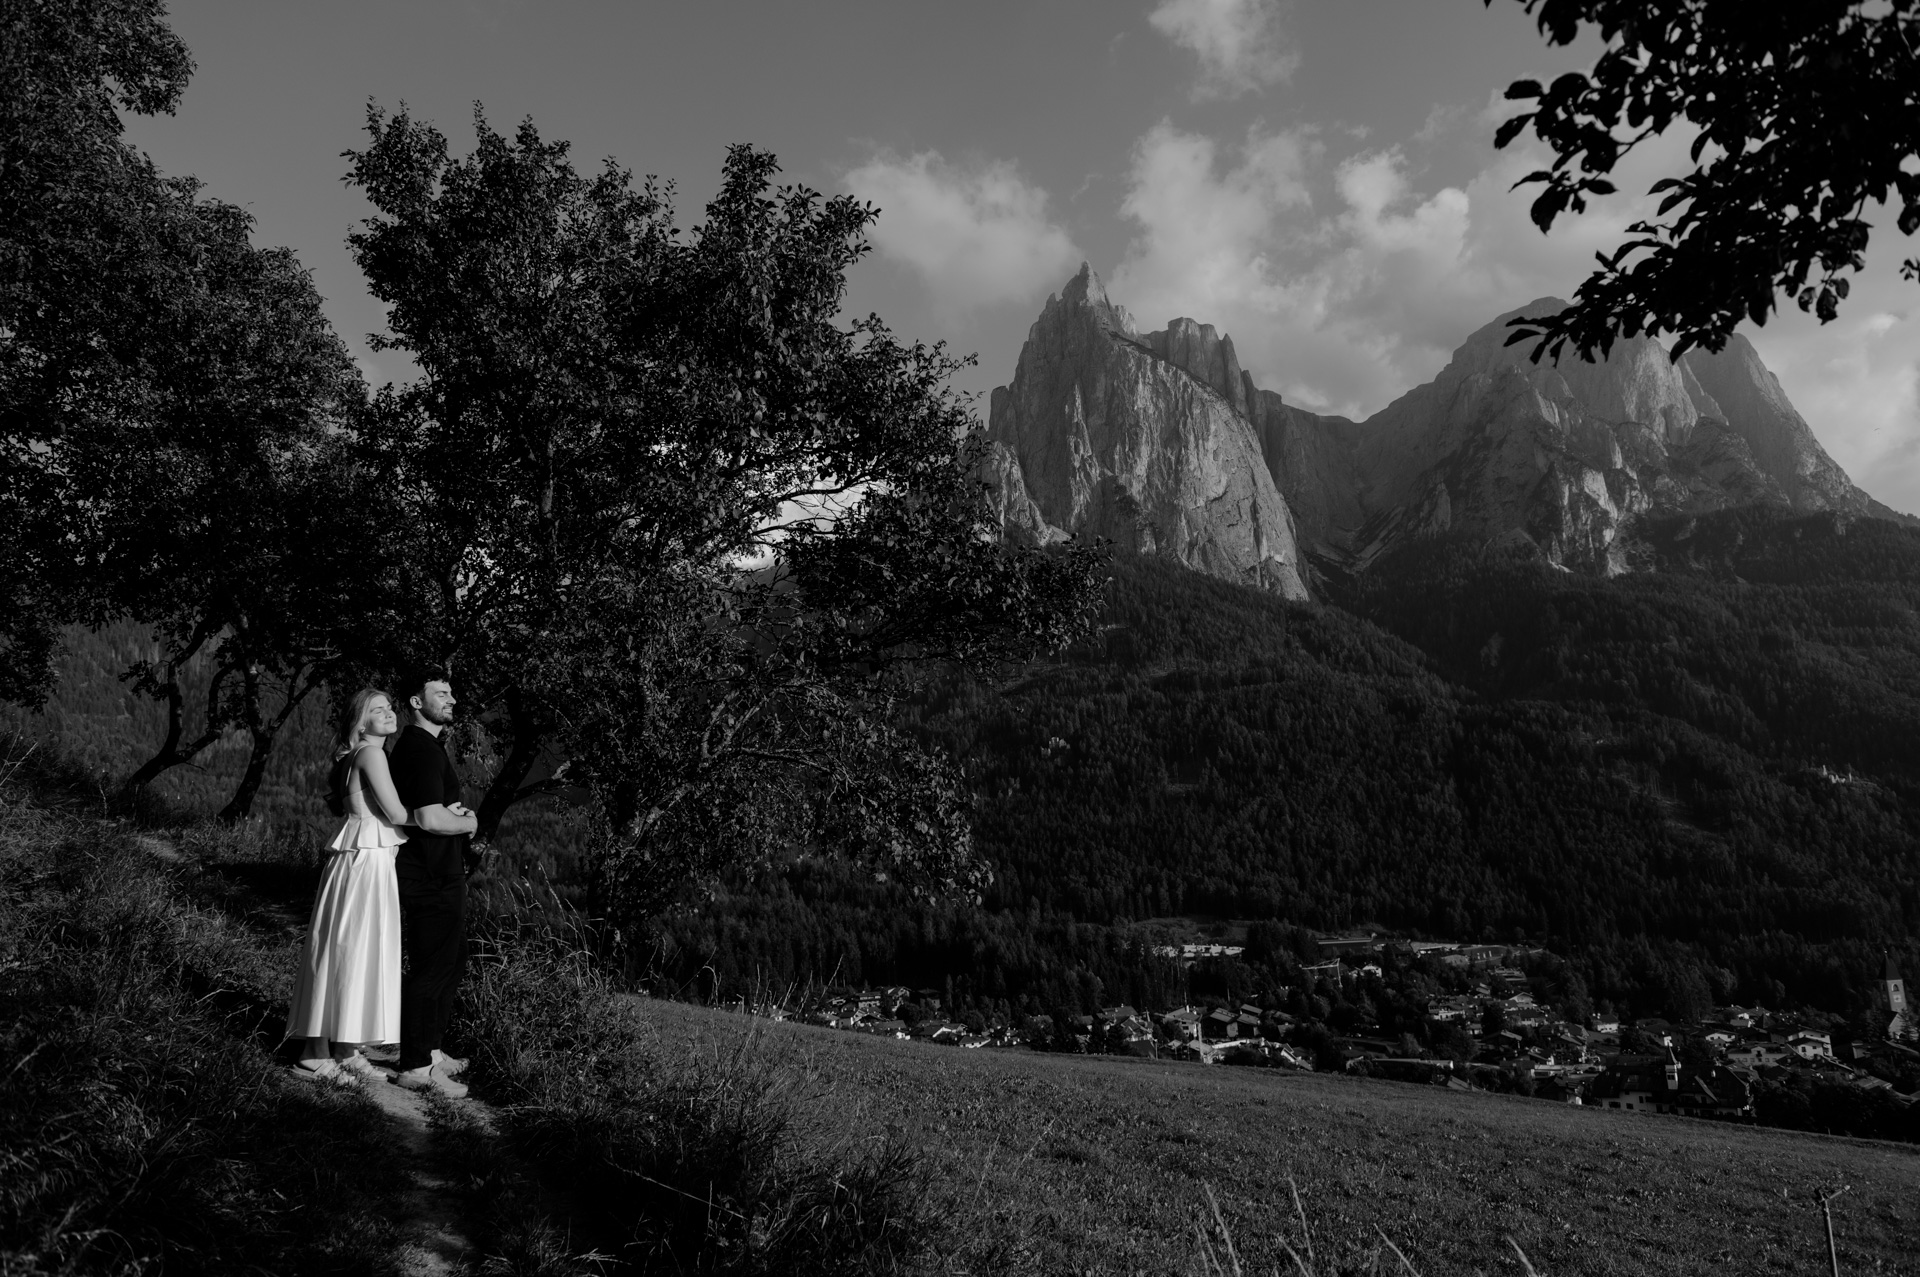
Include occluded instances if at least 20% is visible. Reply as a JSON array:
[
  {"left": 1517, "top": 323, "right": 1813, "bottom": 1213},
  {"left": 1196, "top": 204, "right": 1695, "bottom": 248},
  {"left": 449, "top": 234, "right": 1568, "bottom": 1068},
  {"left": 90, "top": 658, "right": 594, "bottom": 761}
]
[{"left": 388, "top": 667, "right": 478, "bottom": 1098}]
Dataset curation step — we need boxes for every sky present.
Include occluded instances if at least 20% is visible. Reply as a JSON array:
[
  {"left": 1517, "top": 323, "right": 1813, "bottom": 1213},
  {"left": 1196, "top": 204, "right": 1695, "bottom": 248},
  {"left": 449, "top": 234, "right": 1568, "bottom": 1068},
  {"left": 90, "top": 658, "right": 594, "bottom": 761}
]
[{"left": 123, "top": 0, "right": 1920, "bottom": 514}]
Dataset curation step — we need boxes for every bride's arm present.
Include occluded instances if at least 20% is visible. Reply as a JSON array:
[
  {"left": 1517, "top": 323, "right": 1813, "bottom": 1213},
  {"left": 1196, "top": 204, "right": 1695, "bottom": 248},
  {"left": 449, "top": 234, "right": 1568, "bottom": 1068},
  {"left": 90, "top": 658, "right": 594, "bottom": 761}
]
[{"left": 356, "top": 747, "right": 413, "bottom": 826}]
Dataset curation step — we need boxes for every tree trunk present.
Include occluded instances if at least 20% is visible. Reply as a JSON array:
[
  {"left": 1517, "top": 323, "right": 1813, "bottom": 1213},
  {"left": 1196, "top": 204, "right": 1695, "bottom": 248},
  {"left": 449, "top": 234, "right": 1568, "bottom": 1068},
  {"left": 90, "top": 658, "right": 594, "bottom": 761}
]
[
  {"left": 476, "top": 687, "right": 549, "bottom": 841},
  {"left": 218, "top": 722, "right": 275, "bottom": 823},
  {"left": 125, "top": 672, "right": 188, "bottom": 790},
  {"left": 125, "top": 659, "right": 229, "bottom": 791},
  {"left": 123, "top": 628, "right": 224, "bottom": 791},
  {"left": 218, "top": 663, "right": 319, "bottom": 822}
]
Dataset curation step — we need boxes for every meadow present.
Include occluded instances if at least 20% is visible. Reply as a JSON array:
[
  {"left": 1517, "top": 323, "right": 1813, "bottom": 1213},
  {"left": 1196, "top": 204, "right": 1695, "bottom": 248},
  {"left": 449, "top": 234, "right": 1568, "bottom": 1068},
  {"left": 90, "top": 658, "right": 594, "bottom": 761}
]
[
  {"left": 9, "top": 663, "right": 1920, "bottom": 1275},
  {"left": 615, "top": 997, "right": 1920, "bottom": 1275}
]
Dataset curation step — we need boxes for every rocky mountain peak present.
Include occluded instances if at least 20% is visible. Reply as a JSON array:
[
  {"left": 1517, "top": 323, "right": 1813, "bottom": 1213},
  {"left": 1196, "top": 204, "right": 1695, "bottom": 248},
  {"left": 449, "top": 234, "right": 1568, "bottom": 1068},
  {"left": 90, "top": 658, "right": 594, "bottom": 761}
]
[
  {"left": 985, "top": 269, "right": 1897, "bottom": 590},
  {"left": 983, "top": 263, "right": 1309, "bottom": 599}
]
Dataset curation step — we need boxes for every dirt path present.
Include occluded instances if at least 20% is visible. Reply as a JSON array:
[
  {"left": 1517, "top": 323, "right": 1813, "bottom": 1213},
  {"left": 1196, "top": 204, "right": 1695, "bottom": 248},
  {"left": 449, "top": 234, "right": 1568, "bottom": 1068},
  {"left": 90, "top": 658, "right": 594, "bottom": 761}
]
[
  {"left": 139, "top": 831, "right": 490, "bottom": 1276},
  {"left": 362, "top": 1078, "right": 483, "bottom": 1277},
  {"left": 287, "top": 1064, "right": 490, "bottom": 1275}
]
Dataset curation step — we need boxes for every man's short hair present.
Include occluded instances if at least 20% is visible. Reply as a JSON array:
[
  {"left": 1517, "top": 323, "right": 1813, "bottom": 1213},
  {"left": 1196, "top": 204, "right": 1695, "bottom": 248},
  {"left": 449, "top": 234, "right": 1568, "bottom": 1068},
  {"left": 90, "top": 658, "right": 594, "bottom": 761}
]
[{"left": 400, "top": 665, "right": 452, "bottom": 708}]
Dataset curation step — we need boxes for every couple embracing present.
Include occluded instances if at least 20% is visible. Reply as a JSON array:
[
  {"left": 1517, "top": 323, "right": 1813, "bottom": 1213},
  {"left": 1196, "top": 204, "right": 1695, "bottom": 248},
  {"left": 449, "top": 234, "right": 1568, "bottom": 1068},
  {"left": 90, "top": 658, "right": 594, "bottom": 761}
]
[{"left": 285, "top": 669, "right": 479, "bottom": 1097}]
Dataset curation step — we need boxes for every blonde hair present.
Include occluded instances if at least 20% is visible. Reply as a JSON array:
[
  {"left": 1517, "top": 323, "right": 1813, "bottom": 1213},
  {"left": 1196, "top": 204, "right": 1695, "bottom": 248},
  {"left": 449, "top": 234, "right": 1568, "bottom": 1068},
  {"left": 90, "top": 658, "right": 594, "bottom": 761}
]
[{"left": 326, "top": 687, "right": 393, "bottom": 815}]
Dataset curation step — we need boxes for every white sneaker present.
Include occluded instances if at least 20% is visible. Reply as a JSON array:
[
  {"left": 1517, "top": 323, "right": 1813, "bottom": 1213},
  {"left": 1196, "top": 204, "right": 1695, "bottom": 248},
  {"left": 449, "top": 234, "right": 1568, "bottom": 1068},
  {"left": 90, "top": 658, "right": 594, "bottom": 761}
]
[
  {"left": 430, "top": 1049, "right": 469, "bottom": 1077},
  {"left": 393, "top": 1064, "right": 469, "bottom": 1099}
]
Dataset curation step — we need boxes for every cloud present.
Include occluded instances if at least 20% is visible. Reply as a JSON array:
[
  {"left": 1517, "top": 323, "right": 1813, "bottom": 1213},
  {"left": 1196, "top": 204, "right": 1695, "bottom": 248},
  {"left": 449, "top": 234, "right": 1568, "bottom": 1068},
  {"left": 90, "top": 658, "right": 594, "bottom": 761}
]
[
  {"left": 844, "top": 151, "right": 1081, "bottom": 316},
  {"left": 1109, "top": 119, "right": 1687, "bottom": 419},
  {"left": 1746, "top": 228, "right": 1920, "bottom": 516},
  {"left": 1106, "top": 114, "right": 1920, "bottom": 512},
  {"left": 1147, "top": 0, "right": 1298, "bottom": 99}
]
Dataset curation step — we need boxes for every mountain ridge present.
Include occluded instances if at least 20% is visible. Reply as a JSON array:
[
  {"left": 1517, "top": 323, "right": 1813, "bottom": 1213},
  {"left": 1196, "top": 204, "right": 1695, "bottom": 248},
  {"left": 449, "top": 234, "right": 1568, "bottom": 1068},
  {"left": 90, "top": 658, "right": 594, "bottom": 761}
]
[{"left": 986, "top": 265, "right": 1907, "bottom": 591}]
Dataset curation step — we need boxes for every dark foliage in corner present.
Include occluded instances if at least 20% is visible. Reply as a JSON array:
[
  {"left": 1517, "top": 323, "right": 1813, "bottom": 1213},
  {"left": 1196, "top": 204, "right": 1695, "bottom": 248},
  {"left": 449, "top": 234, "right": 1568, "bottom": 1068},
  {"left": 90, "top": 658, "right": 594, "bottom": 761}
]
[
  {"left": 1490, "top": 0, "right": 1920, "bottom": 360},
  {"left": 0, "top": 0, "right": 370, "bottom": 821}
]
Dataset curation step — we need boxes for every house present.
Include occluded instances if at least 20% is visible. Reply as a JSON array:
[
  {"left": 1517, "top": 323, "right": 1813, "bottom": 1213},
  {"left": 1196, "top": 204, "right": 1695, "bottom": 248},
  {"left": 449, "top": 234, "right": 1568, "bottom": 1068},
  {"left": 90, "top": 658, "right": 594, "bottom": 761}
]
[
  {"left": 1204, "top": 1007, "right": 1240, "bottom": 1040},
  {"left": 1788, "top": 1031, "right": 1834, "bottom": 1060},
  {"left": 1587, "top": 1052, "right": 1677, "bottom": 1113},
  {"left": 1726, "top": 1042, "right": 1789, "bottom": 1068},
  {"left": 1159, "top": 1008, "right": 1202, "bottom": 1040},
  {"left": 1588, "top": 1051, "right": 1753, "bottom": 1118},
  {"left": 1151, "top": 943, "right": 1246, "bottom": 961},
  {"left": 1318, "top": 934, "right": 1379, "bottom": 957}
]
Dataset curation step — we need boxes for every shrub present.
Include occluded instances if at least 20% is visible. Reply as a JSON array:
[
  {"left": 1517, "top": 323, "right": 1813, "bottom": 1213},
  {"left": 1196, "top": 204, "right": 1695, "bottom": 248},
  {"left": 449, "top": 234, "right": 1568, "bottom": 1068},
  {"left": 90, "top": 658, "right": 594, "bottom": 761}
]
[{"left": 459, "top": 936, "right": 929, "bottom": 1275}]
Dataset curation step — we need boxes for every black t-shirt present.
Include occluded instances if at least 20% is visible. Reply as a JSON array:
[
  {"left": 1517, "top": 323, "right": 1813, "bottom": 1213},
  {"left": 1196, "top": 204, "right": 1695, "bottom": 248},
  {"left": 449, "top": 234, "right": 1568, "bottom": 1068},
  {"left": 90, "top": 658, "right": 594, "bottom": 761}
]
[{"left": 389, "top": 724, "right": 467, "bottom": 889}]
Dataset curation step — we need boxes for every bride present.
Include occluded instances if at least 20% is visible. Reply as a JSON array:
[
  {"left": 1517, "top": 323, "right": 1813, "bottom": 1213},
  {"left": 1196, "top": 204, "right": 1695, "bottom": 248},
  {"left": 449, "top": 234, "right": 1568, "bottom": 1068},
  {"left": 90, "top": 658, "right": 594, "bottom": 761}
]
[{"left": 287, "top": 688, "right": 410, "bottom": 1081}]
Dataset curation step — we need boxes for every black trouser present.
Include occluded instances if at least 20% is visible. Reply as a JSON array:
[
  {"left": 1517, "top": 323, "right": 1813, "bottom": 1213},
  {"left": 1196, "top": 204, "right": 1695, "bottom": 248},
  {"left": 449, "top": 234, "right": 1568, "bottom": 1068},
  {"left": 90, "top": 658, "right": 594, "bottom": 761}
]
[{"left": 398, "top": 879, "right": 466, "bottom": 1071}]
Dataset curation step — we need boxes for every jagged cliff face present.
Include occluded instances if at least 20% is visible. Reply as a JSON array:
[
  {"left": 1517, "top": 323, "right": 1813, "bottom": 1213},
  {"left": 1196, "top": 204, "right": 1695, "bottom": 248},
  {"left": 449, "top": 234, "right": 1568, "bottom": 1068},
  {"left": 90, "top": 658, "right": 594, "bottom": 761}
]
[
  {"left": 984, "top": 265, "right": 1309, "bottom": 600},
  {"left": 1335, "top": 301, "right": 1884, "bottom": 573},
  {"left": 986, "top": 271, "right": 1891, "bottom": 588}
]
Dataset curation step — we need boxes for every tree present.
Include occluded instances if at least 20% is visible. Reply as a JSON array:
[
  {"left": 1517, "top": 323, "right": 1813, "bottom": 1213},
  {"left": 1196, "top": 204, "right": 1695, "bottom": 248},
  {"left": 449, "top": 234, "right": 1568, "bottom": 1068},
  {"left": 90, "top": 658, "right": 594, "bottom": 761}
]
[
  {"left": 2, "top": 0, "right": 367, "bottom": 821},
  {"left": 1, "top": 0, "right": 194, "bottom": 705},
  {"left": 1490, "top": 0, "right": 1920, "bottom": 360},
  {"left": 344, "top": 109, "right": 1103, "bottom": 919},
  {"left": 87, "top": 224, "right": 366, "bottom": 816}
]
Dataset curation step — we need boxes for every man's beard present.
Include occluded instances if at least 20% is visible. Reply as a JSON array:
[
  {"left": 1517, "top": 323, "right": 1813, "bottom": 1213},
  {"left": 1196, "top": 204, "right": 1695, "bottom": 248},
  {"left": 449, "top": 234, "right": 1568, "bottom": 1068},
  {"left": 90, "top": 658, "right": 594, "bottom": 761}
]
[{"left": 418, "top": 703, "right": 456, "bottom": 727}]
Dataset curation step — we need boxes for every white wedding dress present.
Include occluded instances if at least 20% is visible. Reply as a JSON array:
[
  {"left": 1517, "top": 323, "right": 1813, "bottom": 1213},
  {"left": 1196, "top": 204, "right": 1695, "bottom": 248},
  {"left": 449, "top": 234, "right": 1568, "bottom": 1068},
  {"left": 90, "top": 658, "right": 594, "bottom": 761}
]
[{"left": 287, "top": 750, "right": 404, "bottom": 1045}]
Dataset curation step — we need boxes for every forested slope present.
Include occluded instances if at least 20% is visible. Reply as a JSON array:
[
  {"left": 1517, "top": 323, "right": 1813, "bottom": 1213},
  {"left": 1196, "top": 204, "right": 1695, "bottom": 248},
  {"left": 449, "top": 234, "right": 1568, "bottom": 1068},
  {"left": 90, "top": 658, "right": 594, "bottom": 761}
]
[
  {"left": 13, "top": 511, "right": 1920, "bottom": 1025},
  {"left": 659, "top": 511, "right": 1920, "bottom": 1022}
]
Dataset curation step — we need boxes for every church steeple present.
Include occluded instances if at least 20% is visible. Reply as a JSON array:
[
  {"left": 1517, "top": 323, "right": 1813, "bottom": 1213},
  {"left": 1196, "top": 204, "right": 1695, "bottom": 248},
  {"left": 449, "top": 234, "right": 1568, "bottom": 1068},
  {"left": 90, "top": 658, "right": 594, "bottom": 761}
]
[{"left": 1885, "top": 952, "right": 1911, "bottom": 1041}]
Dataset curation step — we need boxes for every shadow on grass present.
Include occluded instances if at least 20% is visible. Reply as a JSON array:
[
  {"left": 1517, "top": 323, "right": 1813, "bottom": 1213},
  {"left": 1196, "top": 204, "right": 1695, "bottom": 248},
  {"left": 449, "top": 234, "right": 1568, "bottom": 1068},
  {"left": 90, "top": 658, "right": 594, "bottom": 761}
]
[{"left": 0, "top": 742, "right": 411, "bottom": 1275}]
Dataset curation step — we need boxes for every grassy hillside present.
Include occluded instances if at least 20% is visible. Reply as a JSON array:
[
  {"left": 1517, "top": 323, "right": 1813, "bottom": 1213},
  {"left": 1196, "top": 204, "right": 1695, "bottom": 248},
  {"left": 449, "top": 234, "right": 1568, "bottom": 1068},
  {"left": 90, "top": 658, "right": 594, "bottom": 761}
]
[
  {"left": 0, "top": 747, "right": 411, "bottom": 1273},
  {"left": 620, "top": 996, "right": 1920, "bottom": 1275}
]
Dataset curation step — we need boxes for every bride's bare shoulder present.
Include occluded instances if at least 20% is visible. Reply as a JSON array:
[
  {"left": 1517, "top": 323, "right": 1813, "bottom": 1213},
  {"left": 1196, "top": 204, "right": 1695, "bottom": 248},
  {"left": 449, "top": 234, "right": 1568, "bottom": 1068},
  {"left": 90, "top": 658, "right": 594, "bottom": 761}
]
[{"left": 354, "top": 743, "right": 395, "bottom": 775}]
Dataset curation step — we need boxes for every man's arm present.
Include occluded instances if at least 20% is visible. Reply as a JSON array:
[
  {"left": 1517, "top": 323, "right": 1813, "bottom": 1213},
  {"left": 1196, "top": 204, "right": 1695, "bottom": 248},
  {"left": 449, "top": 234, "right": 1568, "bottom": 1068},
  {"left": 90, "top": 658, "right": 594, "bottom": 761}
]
[
  {"left": 388, "top": 734, "right": 476, "bottom": 835},
  {"left": 411, "top": 802, "right": 478, "bottom": 835}
]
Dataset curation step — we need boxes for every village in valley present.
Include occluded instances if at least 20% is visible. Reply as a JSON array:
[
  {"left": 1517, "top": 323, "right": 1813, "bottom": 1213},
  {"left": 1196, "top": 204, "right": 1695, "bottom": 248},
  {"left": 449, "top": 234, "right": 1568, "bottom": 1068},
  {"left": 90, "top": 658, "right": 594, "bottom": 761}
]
[{"left": 733, "top": 934, "right": 1920, "bottom": 1132}]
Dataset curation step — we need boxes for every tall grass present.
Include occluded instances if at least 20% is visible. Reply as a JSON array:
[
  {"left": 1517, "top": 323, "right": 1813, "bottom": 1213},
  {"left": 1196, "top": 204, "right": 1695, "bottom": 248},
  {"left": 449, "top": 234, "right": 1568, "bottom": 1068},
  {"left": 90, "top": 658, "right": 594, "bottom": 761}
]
[
  {"left": 0, "top": 743, "right": 409, "bottom": 1275},
  {"left": 1190, "top": 1178, "right": 1546, "bottom": 1277},
  {"left": 456, "top": 933, "right": 931, "bottom": 1275}
]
